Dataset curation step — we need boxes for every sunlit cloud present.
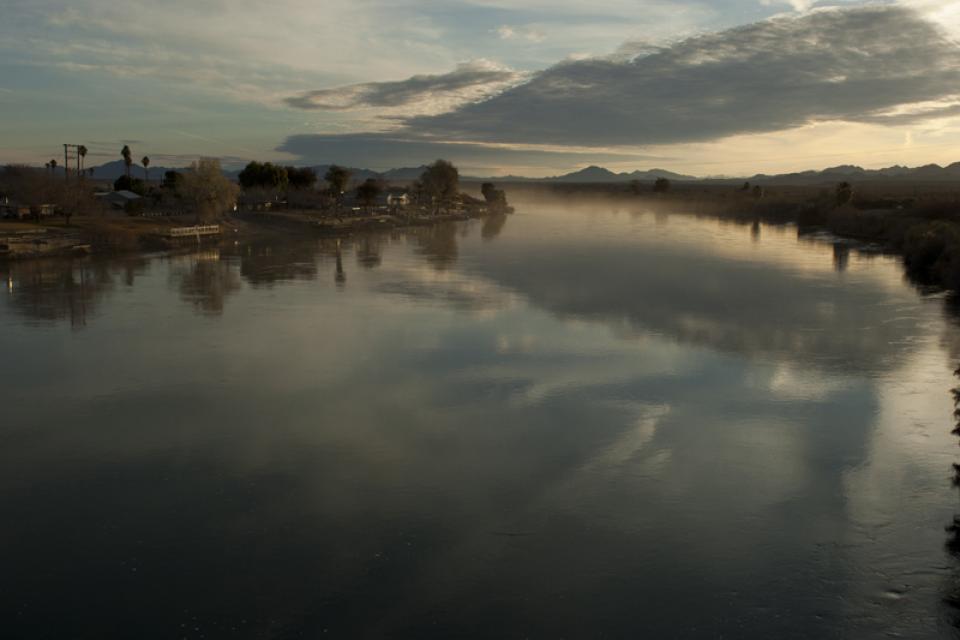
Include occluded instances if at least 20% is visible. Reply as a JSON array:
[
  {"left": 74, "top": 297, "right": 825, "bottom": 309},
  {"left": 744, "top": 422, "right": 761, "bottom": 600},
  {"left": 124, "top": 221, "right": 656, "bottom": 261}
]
[{"left": 403, "top": 5, "right": 960, "bottom": 147}]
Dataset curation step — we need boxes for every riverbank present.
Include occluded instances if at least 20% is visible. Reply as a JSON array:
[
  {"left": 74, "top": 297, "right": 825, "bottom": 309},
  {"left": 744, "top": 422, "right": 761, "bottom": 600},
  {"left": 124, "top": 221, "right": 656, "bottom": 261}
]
[
  {"left": 506, "top": 181, "right": 960, "bottom": 294},
  {"left": 0, "top": 206, "right": 505, "bottom": 260},
  {"left": 5, "top": 192, "right": 959, "bottom": 294},
  {"left": 735, "top": 197, "right": 960, "bottom": 291}
]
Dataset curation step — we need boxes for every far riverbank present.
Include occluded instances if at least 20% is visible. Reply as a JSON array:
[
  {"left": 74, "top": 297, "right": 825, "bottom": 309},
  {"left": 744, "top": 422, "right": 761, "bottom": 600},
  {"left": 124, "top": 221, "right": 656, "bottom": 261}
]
[{"left": 0, "top": 206, "right": 505, "bottom": 261}]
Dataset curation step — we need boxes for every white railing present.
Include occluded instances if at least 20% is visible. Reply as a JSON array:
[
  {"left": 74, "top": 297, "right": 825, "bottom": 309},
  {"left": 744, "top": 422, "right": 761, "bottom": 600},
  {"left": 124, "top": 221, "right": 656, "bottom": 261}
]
[{"left": 168, "top": 225, "right": 221, "bottom": 238}]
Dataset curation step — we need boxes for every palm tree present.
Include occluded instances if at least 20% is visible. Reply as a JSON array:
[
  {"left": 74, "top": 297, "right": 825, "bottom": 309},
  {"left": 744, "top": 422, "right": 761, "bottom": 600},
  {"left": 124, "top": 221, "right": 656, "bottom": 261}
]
[
  {"left": 121, "top": 145, "right": 132, "bottom": 178},
  {"left": 49, "top": 159, "right": 57, "bottom": 174},
  {"left": 78, "top": 145, "right": 88, "bottom": 180},
  {"left": 142, "top": 156, "right": 150, "bottom": 183}
]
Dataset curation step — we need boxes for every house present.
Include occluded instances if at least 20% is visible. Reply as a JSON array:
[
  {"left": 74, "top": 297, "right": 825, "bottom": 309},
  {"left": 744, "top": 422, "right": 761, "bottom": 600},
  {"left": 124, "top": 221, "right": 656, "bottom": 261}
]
[
  {"left": 100, "top": 190, "right": 142, "bottom": 209},
  {"left": 0, "top": 198, "right": 55, "bottom": 219},
  {"left": 386, "top": 192, "right": 410, "bottom": 207}
]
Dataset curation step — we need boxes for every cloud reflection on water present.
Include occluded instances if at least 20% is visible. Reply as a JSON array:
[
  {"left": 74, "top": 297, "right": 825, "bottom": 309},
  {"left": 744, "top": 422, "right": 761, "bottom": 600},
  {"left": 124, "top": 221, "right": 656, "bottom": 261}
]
[{"left": 1, "top": 206, "right": 958, "bottom": 637}]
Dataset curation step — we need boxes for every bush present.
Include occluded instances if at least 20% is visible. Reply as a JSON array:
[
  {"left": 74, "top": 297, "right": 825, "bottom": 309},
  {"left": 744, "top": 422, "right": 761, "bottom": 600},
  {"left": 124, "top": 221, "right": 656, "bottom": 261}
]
[
  {"left": 114, "top": 175, "right": 146, "bottom": 195},
  {"left": 902, "top": 221, "right": 960, "bottom": 286}
]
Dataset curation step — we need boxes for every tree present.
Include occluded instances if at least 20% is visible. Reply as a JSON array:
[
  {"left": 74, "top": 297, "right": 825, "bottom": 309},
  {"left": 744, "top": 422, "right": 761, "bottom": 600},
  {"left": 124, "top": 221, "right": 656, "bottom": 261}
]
[
  {"left": 286, "top": 166, "right": 317, "bottom": 190},
  {"left": 114, "top": 175, "right": 146, "bottom": 195},
  {"left": 142, "top": 156, "right": 150, "bottom": 182},
  {"left": 324, "top": 165, "right": 351, "bottom": 207},
  {"left": 1, "top": 164, "right": 67, "bottom": 223},
  {"left": 420, "top": 159, "right": 459, "bottom": 214},
  {"left": 836, "top": 181, "right": 854, "bottom": 206},
  {"left": 355, "top": 178, "right": 383, "bottom": 213},
  {"left": 653, "top": 177, "right": 671, "bottom": 193},
  {"left": 162, "top": 170, "right": 184, "bottom": 191},
  {"left": 78, "top": 145, "right": 88, "bottom": 179},
  {"left": 238, "top": 161, "right": 289, "bottom": 191},
  {"left": 410, "top": 179, "right": 425, "bottom": 205},
  {"left": 49, "top": 159, "right": 57, "bottom": 175},
  {"left": 121, "top": 145, "right": 132, "bottom": 178},
  {"left": 741, "top": 181, "right": 751, "bottom": 191},
  {"left": 481, "top": 181, "right": 507, "bottom": 210},
  {"left": 752, "top": 185, "right": 764, "bottom": 199},
  {"left": 179, "top": 158, "right": 240, "bottom": 222}
]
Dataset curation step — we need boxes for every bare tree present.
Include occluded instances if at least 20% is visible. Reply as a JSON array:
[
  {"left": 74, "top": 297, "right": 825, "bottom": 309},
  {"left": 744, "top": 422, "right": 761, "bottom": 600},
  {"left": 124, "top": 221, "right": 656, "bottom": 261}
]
[{"left": 179, "top": 158, "right": 240, "bottom": 222}]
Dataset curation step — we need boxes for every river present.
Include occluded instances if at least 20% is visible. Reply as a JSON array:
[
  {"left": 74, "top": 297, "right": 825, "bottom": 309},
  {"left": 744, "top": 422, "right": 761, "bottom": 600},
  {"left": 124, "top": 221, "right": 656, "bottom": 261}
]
[{"left": 3, "top": 201, "right": 960, "bottom": 638}]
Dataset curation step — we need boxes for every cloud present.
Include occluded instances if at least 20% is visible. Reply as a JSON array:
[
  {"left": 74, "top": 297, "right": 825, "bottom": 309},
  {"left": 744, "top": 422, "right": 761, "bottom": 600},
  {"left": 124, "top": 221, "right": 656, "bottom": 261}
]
[
  {"left": 275, "top": 132, "right": 659, "bottom": 172},
  {"left": 284, "top": 61, "right": 526, "bottom": 115},
  {"left": 398, "top": 5, "right": 960, "bottom": 147},
  {"left": 760, "top": 0, "right": 815, "bottom": 12},
  {"left": 496, "top": 25, "right": 546, "bottom": 42}
]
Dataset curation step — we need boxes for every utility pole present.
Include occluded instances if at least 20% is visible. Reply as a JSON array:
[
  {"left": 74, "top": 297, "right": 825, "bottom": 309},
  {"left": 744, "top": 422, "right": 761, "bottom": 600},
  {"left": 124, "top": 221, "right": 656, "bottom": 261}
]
[{"left": 62, "top": 144, "right": 81, "bottom": 184}]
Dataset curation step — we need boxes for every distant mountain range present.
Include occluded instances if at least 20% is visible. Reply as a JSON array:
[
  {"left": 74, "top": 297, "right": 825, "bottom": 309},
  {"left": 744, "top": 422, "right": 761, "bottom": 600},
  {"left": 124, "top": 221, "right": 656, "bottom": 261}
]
[
  {"left": 514, "top": 163, "right": 960, "bottom": 184},
  {"left": 507, "top": 166, "right": 698, "bottom": 183},
  {"left": 80, "top": 160, "right": 183, "bottom": 181},
  {"left": 730, "top": 162, "right": 960, "bottom": 185},
  {"left": 79, "top": 160, "right": 960, "bottom": 185}
]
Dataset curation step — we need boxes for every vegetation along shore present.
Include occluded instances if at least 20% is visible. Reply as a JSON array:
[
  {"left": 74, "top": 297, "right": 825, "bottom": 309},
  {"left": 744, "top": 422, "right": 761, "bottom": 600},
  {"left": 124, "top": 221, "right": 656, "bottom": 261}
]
[
  {"left": 3, "top": 146, "right": 960, "bottom": 294},
  {"left": 0, "top": 154, "right": 513, "bottom": 260}
]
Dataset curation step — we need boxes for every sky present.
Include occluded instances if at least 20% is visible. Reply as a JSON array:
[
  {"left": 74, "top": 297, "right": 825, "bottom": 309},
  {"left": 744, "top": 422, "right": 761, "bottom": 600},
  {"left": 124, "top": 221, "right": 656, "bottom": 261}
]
[{"left": 1, "top": 0, "right": 959, "bottom": 177}]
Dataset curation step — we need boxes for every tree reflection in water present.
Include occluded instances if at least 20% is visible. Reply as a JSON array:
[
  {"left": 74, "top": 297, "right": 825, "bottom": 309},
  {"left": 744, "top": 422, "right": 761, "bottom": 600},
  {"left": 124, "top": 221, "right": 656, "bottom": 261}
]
[
  {"left": 833, "top": 242, "right": 850, "bottom": 273},
  {"left": 334, "top": 239, "right": 346, "bottom": 289},
  {"left": 1, "top": 214, "right": 510, "bottom": 325},
  {"left": 168, "top": 250, "right": 240, "bottom": 315},
  {"left": 481, "top": 212, "right": 508, "bottom": 240},
  {"left": 1, "top": 256, "right": 147, "bottom": 329},
  {"left": 237, "top": 240, "right": 319, "bottom": 287},
  {"left": 413, "top": 222, "right": 460, "bottom": 271},
  {"left": 355, "top": 235, "right": 383, "bottom": 270},
  {"left": 945, "top": 360, "right": 960, "bottom": 624}
]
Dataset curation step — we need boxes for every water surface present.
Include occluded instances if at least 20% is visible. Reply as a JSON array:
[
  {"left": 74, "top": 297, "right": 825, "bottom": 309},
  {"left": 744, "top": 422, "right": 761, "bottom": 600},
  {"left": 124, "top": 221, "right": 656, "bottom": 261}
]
[{"left": 3, "top": 202, "right": 960, "bottom": 638}]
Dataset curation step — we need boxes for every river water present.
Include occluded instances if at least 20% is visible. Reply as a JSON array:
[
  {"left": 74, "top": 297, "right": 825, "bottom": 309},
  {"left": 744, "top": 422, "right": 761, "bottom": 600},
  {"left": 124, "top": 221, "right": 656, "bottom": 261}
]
[{"left": 3, "top": 201, "right": 960, "bottom": 638}]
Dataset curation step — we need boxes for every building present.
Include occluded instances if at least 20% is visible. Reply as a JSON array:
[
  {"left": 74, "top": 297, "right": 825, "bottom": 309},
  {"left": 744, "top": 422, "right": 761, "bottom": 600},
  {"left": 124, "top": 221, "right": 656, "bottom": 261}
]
[
  {"left": 386, "top": 192, "right": 410, "bottom": 207},
  {"left": 0, "top": 198, "right": 55, "bottom": 219},
  {"left": 100, "top": 190, "right": 142, "bottom": 209}
]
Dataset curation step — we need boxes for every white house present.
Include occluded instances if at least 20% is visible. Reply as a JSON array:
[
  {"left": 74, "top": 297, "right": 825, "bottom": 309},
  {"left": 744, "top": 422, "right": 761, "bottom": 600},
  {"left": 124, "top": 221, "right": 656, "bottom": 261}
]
[{"left": 386, "top": 193, "right": 410, "bottom": 207}]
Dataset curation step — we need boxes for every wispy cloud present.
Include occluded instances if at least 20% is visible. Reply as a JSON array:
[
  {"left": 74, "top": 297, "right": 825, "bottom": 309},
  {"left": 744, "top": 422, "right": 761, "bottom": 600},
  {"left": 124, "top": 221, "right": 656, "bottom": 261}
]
[
  {"left": 284, "top": 61, "right": 527, "bottom": 116},
  {"left": 496, "top": 25, "right": 547, "bottom": 42},
  {"left": 759, "top": 0, "right": 816, "bottom": 13}
]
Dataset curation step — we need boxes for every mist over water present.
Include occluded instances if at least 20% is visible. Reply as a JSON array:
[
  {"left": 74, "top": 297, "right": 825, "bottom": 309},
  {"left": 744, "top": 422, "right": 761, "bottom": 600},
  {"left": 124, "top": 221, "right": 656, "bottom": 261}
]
[{"left": 3, "top": 201, "right": 960, "bottom": 638}]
